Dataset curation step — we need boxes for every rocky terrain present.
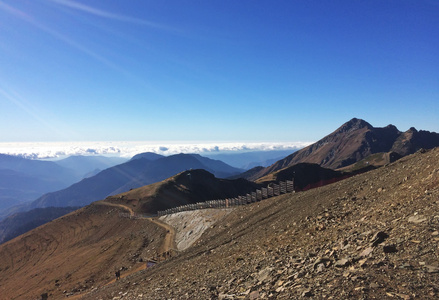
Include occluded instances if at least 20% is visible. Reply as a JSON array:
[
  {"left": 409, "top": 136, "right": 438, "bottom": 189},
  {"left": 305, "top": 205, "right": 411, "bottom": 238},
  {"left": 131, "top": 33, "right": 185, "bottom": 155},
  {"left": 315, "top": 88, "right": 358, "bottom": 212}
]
[
  {"left": 250, "top": 118, "right": 439, "bottom": 180},
  {"left": 1, "top": 146, "right": 438, "bottom": 299},
  {"left": 82, "top": 147, "right": 439, "bottom": 300}
]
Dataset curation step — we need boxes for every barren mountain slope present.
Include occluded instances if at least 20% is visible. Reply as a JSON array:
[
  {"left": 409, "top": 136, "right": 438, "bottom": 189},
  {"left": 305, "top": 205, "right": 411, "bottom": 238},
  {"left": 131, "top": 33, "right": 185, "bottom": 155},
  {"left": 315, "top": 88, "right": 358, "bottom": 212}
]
[
  {"left": 391, "top": 127, "right": 439, "bottom": 156},
  {"left": 0, "top": 206, "right": 79, "bottom": 244},
  {"left": 85, "top": 147, "right": 439, "bottom": 300},
  {"left": 254, "top": 163, "right": 346, "bottom": 189},
  {"left": 106, "top": 169, "right": 259, "bottom": 214},
  {"left": 249, "top": 118, "right": 439, "bottom": 181},
  {"left": 0, "top": 203, "right": 166, "bottom": 300},
  {"left": 0, "top": 170, "right": 259, "bottom": 299}
]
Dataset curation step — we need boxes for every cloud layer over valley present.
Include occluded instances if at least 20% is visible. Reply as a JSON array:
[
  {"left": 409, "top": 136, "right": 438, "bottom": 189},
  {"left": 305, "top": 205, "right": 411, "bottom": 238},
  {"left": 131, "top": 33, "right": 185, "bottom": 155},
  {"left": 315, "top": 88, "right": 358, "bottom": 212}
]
[{"left": 0, "top": 141, "right": 312, "bottom": 160}]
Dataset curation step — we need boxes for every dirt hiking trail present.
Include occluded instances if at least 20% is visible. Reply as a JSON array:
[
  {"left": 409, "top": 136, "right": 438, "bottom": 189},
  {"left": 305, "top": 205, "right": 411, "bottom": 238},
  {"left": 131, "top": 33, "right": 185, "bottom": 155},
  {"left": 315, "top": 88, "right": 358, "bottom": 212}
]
[{"left": 67, "top": 201, "right": 178, "bottom": 299}]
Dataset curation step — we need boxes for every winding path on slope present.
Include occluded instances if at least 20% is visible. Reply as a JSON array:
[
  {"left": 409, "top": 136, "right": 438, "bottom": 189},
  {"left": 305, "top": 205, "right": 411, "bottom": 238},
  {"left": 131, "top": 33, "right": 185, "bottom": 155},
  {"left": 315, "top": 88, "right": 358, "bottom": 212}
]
[
  {"left": 148, "top": 218, "right": 177, "bottom": 253},
  {"left": 97, "top": 200, "right": 176, "bottom": 254},
  {"left": 96, "top": 201, "right": 135, "bottom": 216},
  {"left": 69, "top": 201, "right": 177, "bottom": 299}
]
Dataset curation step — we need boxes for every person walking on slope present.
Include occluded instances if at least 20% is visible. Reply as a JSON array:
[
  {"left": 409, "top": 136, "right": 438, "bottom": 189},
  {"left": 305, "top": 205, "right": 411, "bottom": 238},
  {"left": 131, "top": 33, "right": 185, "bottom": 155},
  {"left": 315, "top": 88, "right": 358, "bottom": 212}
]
[{"left": 115, "top": 270, "right": 121, "bottom": 281}]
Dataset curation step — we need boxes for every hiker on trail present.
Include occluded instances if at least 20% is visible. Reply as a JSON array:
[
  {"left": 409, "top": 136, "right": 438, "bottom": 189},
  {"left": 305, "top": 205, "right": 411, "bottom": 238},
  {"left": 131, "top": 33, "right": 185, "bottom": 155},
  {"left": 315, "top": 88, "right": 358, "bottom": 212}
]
[{"left": 115, "top": 270, "right": 121, "bottom": 280}]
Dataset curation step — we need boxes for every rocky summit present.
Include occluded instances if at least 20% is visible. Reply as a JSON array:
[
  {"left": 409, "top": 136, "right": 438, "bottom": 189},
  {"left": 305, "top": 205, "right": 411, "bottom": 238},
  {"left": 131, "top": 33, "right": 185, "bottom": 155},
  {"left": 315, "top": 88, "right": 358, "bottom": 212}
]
[
  {"left": 80, "top": 147, "right": 439, "bottom": 300},
  {"left": 250, "top": 118, "right": 439, "bottom": 180}
]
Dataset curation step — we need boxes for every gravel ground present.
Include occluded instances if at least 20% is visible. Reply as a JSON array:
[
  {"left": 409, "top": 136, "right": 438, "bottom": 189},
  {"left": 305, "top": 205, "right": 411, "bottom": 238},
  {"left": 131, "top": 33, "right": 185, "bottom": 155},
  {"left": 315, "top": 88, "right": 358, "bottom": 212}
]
[{"left": 84, "top": 148, "right": 439, "bottom": 300}]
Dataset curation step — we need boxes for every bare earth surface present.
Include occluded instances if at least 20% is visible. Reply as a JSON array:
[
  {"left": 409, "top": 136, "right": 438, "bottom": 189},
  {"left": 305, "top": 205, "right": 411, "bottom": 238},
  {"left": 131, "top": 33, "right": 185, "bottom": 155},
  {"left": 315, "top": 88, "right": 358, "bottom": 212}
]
[
  {"left": 83, "top": 148, "right": 439, "bottom": 300},
  {"left": 0, "top": 202, "right": 167, "bottom": 300},
  {"left": 148, "top": 218, "right": 177, "bottom": 253},
  {"left": 1, "top": 148, "right": 438, "bottom": 299}
]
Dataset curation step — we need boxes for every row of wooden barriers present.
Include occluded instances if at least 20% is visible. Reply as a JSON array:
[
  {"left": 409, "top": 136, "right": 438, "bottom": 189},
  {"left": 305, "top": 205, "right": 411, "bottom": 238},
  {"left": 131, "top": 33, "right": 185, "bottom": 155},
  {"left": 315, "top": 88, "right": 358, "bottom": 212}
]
[{"left": 157, "top": 179, "right": 294, "bottom": 217}]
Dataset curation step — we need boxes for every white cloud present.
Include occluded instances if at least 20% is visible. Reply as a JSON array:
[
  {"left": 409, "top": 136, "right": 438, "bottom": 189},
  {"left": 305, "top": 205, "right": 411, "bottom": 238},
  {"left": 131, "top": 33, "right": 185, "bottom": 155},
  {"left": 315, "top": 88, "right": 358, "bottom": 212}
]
[{"left": 0, "top": 141, "right": 312, "bottom": 160}]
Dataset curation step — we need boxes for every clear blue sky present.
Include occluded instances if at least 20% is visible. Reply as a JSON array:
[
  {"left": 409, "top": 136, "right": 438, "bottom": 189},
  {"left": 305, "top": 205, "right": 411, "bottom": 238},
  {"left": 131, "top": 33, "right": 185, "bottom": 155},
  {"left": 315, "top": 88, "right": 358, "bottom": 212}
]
[{"left": 0, "top": 0, "right": 438, "bottom": 143}]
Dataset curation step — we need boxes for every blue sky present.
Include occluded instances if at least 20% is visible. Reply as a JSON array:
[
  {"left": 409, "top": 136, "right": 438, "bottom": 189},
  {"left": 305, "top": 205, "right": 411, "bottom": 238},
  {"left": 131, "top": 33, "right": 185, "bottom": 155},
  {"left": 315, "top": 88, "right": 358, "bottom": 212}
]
[{"left": 0, "top": 0, "right": 438, "bottom": 144}]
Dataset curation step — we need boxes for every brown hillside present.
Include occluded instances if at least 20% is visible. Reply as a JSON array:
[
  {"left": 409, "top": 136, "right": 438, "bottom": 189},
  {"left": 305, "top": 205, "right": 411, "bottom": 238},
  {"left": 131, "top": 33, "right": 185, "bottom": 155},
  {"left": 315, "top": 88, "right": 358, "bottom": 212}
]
[
  {"left": 392, "top": 127, "right": 439, "bottom": 156},
  {"left": 249, "top": 118, "right": 439, "bottom": 180},
  {"left": 255, "top": 163, "right": 347, "bottom": 191},
  {"left": 0, "top": 203, "right": 166, "bottom": 300},
  {"left": 338, "top": 151, "right": 402, "bottom": 172},
  {"left": 2, "top": 147, "right": 438, "bottom": 299},
  {"left": 84, "top": 147, "right": 439, "bottom": 299},
  {"left": 0, "top": 169, "right": 259, "bottom": 299},
  {"left": 106, "top": 169, "right": 259, "bottom": 214}
]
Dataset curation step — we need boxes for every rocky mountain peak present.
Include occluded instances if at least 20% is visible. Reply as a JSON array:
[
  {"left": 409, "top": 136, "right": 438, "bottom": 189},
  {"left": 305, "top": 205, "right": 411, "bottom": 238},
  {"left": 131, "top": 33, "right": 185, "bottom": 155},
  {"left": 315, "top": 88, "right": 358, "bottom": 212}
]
[
  {"left": 337, "top": 118, "right": 373, "bottom": 134},
  {"left": 247, "top": 118, "right": 439, "bottom": 178},
  {"left": 172, "top": 169, "right": 215, "bottom": 184},
  {"left": 384, "top": 124, "right": 399, "bottom": 132}
]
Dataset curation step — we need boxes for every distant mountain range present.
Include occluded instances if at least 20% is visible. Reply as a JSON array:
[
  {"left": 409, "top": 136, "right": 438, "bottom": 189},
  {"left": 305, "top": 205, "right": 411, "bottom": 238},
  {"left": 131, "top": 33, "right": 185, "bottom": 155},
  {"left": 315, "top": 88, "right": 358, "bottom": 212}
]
[
  {"left": 0, "top": 155, "right": 129, "bottom": 218},
  {"left": 203, "top": 149, "right": 299, "bottom": 169},
  {"left": 54, "top": 155, "right": 128, "bottom": 179},
  {"left": 0, "top": 151, "right": 273, "bottom": 222},
  {"left": 0, "top": 154, "right": 78, "bottom": 211},
  {"left": 0, "top": 148, "right": 296, "bottom": 214},
  {"left": 130, "top": 152, "right": 164, "bottom": 161},
  {"left": 25, "top": 153, "right": 243, "bottom": 210},
  {"left": 248, "top": 118, "right": 439, "bottom": 181}
]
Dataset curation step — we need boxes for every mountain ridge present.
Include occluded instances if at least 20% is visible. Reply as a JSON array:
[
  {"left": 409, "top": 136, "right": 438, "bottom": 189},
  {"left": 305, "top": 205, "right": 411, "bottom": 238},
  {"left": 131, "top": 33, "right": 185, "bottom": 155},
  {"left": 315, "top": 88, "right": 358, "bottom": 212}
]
[
  {"left": 0, "top": 154, "right": 81, "bottom": 213},
  {"left": 249, "top": 118, "right": 439, "bottom": 180},
  {"left": 106, "top": 169, "right": 258, "bottom": 215},
  {"left": 15, "top": 153, "right": 243, "bottom": 211}
]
